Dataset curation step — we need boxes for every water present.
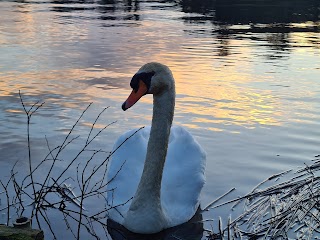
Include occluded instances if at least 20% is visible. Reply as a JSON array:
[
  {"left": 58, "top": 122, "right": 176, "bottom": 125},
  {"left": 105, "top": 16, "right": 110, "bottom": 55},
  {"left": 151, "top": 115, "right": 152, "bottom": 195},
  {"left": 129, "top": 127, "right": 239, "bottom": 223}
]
[{"left": 0, "top": 0, "right": 319, "bottom": 238}]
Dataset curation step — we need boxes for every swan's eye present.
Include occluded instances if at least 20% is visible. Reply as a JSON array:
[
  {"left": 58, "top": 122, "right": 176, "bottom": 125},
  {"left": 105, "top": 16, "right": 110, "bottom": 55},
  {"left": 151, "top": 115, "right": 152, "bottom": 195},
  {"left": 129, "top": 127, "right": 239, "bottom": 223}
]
[
  {"left": 130, "top": 75, "right": 140, "bottom": 93},
  {"left": 130, "top": 71, "right": 155, "bottom": 93},
  {"left": 133, "top": 86, "right": 139, "bottom": 93}
]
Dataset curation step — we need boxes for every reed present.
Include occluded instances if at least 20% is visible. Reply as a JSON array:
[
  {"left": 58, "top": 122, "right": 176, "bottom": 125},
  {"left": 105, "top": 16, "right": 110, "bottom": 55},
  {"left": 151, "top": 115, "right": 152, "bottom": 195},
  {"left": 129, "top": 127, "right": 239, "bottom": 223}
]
[{"left": 206, "top": 162, "right": 320, "bottom": 239}]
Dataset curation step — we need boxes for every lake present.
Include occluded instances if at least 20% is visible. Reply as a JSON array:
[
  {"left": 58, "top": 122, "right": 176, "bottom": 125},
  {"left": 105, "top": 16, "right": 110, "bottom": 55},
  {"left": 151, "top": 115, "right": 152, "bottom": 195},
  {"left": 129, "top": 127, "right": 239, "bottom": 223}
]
[{"left": 0, "top": 0, "right": 319, "bottom": 239}]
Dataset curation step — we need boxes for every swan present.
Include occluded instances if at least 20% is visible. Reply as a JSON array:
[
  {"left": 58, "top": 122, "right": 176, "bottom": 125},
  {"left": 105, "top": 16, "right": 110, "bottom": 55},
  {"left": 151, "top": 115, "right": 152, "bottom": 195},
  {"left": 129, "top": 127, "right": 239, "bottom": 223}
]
[{"left": 106, "top": 62, "right": 206, "bottom": 234}]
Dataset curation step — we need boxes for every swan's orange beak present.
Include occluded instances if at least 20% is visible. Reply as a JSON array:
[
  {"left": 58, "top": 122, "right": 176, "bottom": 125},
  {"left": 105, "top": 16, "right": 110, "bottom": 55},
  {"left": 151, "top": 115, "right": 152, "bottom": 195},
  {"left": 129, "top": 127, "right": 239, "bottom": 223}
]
[{"left": 122, "top": 80, "right": 148, "bottom": 111}]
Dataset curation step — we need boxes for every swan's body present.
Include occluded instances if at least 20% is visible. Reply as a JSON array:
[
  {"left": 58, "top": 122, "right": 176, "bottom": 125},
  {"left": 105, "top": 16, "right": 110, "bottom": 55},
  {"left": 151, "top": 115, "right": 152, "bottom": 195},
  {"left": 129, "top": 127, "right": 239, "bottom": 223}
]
[{"left": 106, "top": 63, "right": 206, "bottom": 234}]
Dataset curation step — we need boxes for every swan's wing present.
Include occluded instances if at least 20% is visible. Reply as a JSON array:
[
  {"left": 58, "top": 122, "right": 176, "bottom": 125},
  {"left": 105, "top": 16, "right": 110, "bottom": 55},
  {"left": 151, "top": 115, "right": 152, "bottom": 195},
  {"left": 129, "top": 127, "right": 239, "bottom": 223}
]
[
  {"left": 162, "top": 126, "right": 206, "bottom": 226},
  {"left": 106, "top": 127, "right": 150, "bottom": 224}
]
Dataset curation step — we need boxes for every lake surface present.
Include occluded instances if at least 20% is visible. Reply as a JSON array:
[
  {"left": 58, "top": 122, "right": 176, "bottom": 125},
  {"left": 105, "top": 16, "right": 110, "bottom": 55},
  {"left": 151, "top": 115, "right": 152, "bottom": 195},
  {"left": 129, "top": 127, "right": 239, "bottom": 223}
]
[{"left": 0, "top": 0, "right": 319, "bottom": 239}]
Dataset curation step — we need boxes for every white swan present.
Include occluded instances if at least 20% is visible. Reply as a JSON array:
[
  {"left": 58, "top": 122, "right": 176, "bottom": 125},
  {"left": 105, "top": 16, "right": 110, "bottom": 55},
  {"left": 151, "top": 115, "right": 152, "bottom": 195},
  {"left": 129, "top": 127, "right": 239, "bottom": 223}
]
[{"left": 106, "top": 62, "right": 206, "bottom": 234}]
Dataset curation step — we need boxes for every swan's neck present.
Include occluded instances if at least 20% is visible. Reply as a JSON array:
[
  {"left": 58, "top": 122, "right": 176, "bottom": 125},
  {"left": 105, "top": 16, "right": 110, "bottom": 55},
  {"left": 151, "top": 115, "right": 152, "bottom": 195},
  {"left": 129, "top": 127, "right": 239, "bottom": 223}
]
[
  {"left": 123, "top": 87, "right": 175, "bottom": 233},
  {"left": 140, "top": 89, "right": 175, "bottom": 196}
]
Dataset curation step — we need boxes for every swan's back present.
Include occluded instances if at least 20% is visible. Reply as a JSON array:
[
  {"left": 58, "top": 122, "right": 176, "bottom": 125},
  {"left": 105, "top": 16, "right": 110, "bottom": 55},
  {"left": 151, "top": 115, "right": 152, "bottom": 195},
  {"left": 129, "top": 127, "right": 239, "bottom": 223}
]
[
  {"left": 106, "top": 126, "right": 206, "bottom": 227},
  {"left": 162, "top": 126, "right": 206, "bottom": 226}
]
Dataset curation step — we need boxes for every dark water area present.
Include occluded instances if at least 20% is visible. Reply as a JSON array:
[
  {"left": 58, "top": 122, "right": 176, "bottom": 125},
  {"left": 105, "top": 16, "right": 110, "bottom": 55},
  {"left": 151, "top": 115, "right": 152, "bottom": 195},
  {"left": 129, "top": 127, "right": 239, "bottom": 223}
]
[
  {"left": 0, "top": 0, "right": 319, "bottom": 239},
  {"left": 182, "top": 0, "right": 319, "bottom": 23}
]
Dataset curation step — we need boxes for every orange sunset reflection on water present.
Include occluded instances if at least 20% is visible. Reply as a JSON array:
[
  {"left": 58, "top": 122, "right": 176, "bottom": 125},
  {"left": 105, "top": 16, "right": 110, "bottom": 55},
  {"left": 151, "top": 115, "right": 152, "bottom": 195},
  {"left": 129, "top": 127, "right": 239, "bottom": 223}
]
[
  {"left": 0, "top": 44, "right": 314, "bottom": 133},
  {"left": 135, "top": 43, "right": 283, "bottom": 131}
]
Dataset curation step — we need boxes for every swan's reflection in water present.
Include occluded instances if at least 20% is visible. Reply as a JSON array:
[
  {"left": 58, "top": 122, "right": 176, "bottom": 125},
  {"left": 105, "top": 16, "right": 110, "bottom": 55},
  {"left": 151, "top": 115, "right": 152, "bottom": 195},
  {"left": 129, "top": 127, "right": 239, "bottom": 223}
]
[{"left": 107, "top": 209, "right": 204, "bottom": 240}]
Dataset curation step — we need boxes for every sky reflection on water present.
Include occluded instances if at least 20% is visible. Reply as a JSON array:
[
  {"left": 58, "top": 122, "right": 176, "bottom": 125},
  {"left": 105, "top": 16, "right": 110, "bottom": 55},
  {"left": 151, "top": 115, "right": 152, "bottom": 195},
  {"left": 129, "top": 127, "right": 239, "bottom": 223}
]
[{"left": 0, "top": 0, "right": 319, "bottom": 238}]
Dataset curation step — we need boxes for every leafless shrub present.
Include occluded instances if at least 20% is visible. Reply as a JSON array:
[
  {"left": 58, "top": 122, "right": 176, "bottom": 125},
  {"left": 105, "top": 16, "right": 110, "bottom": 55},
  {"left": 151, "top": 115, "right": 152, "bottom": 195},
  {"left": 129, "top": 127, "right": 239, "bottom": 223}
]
[{"left": 0, "top": 92, "right": 140, "bottom": 239}]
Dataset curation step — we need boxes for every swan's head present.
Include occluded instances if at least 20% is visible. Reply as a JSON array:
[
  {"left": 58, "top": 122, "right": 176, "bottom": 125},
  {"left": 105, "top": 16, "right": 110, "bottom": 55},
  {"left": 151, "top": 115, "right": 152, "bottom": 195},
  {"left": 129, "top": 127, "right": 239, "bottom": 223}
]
[{"left": 122, "top": 62, "right": 174, "bottom": 111}]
